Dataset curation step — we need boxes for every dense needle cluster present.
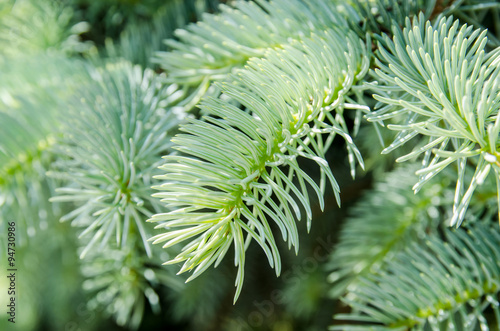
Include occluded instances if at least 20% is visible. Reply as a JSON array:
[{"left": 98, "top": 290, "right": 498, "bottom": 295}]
[
  {"left": 151, "top": 27, "right": 369, "bottom": 300},
  {"left": 369, "top": 15, "right": 500, "bottom": 226}
]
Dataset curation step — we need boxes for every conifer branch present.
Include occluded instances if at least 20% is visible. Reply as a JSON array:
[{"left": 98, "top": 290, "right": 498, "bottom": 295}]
[
  {"left": 333, "top": 221, "right": 500, "bottom": 330},
  {"left": 50, "top": 62, "right": 184, "bottom": 258},
  {"left": 327, "top": 164, "right": 443, "bottom": 298},
  {"left": 154, "top": 0, "right": 349, "bottom": 107},
  {"left": 0, "top": 0, "right": 91, "bottom": 56},
  {"left": 81, "top": 241, "right": 182, "bottom": 329},
  {"left": 368, "top": 14, "right": 500, "bottom": 226},
  {"left": 150, "top": 27, "right": 369, "bottom": 301},
  {"left": 0, "top": 55, "right": 89, "bottom": 243}
]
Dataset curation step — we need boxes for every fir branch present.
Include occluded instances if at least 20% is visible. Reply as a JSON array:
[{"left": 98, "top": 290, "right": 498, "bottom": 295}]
[
  {"left": 153, "top": 0, "right": 349, "bottom": 108},
  {"left": 0, "top": 55, "right": 90, "bottom": 244},
  {"left": 150, "top": 27, "right": 369, "bottom": 302},
  {"left": 328, "top": 161, "right": 499, "bottom": 299},
  {"left": 104, "top": 0, "right": 222, "bottom": 69},
  {"left": 81, "top": 240, "right": 182, "bottom": 329},
  {"left": 49, "top": 61, "right": 184, "bottom": 258},
  {"left": 332, "top": 221, "right": 500, "bottom": 330},
  {"left": 0, "top": 0, "right": 92, "bottom": 56},
  {"left": 326, "top": 164, "right": 446, "bottom": 298},
  {"left": 368, "top": 14, "right": 500, "bottom": 226}
]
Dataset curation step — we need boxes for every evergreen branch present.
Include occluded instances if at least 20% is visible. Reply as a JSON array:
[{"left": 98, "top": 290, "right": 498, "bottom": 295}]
[
  {"left": 327, "top": 161, "right": 498, "bottom": 299},
  {"left": 332, "top": 221, "right": 500, "bottom": 330},
  {"left": 0, "top": 0, "right": 92, "bottom": 56},
  {"left": 153, "top": 0, "right": 349, "bottom": 106},
  {"left": 367, "top": 14, "right": 500, "bottom": 226},
  {"left": 49, "top": 61, "right": 184, "bottom": 258},
  {"left": 150, "top": 27, "right": 369, "bottom": 302},
  {"left": 81, "top": 240, "right": 183, "bottom": 329},
  {"left": 0, "top": 55, "right": 90, "bottom": 244},
  {"left": 105, "top": 0, "right": 222, "bottom": 69},
  {"left": 326, "top": 164, "right": 445, "bottom": 298},
  {"left": 43, "top": 61, "right": 186, "bottom": 330}
]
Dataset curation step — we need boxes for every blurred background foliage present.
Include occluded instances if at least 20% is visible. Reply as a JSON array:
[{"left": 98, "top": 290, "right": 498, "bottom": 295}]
[{"left": 0, "top": 0, "right": 499, "bottom": 331}]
